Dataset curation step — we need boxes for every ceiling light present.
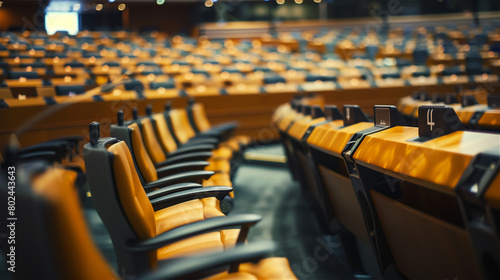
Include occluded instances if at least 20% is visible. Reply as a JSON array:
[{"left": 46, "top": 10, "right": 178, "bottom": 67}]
[
  {"left": 157, "top": 0, "right": 165, "bottom": 4},
  {"left": 295, "top": 0, "right": 303, "bottom": 4},
  {"left": 73, "top": 3, "right": 81, "bottom": 11},
  {"left": 205, "top": 0, "right": 213, "bottom": 7},
  {"left": 277, "top": 0, "right": 285, "bottom": 4},
  {"left": 118, "top": 3, "right": 126, "bottom": 11},
  {"left": 314, "top": 0, "right": 322, "bottom": 3},
  {"left": 96, "top": 4, "right": 103, "bottom": 11}
]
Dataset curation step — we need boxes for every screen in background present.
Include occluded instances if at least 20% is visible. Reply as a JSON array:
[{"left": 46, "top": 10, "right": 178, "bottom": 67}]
[{"left": 45, "top": 12, "right": 79, "bottom": 35}]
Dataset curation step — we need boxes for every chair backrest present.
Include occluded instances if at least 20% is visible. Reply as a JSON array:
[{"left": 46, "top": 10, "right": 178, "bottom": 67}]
[
  {"left": 122, "top": 122, "right": 159, "bottom": 183},
  {"left": 169, "top": 108, "right": 197, "bottom": 144},
  {"left": 84, "top": 134, "right": 158, "bottom": 275},
  {"left": 16, "top": 164, "right": 118, "bottom": 279},
  {"left": 188, "top": 103, "right": 212, "bottom": 133},
  {"left": 55, "top": 85, "right": 86, "bottom": 96},
  {"left": 138, "top": 117, "right": 167, "bottom": 164},
  {"left": 152, "top": 113, "right": 179, "bottom": 154},
  {"left": 108, "top": 141, "right": 157, "bottom": 239}
]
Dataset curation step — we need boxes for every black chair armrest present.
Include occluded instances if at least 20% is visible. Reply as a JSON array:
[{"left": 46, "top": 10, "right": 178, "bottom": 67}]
[
  {"left": 161, "top": 151, "right": 213, "bottom": 166},
  {"left": 185, "top": 138, "right": 219, "bottom": 146},
  {"left": 146, "top": 182, "right": 202, "bottom": 199},
  {"left": 18, "top": 151, "right": 60, "bottom": 164},
  {"left": 149, "top": 186, "right": 233, "bottom": 210},
  {"left": 20, "top": 142, "right": 69, "bottom": 160},
  {"left": 211, "top": 122, "right": 238, "bottom": 131},
  {"left": 167, "top": 144, "right": 215, "bottom": 157},
  {"left": 144, "top": 170, "right": 214, "bottom": 191},
  {"left": 45, "top": 135, "right": 84, "bottom": 153},
  {"left": 138, "top": 241, "right": 276, "bottom": 280},
  {"left": 156, "top": 161, "right": 209, "bottom": 178},
  {"left": 126, "top": 213, "right": 261, "bottom": 252}
]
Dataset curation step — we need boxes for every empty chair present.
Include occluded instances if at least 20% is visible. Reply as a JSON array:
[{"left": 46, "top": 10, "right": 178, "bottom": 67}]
[
  {"left": 11, "top": 160, "right": 295, "bottom": 280},
  {"left": 186, "top": 99, "right": 251, "bottom": 151},
  {"left": 110, "top": 110, "right": 235, "bottom": 212},
  {"left": 84, "top": 123, "right": 296, "bottom": 278},
  {"left": 55, "top": 85, "right": 86, "bottom": 96},
  {"left": 347, "top": 105, "right": 500, "bottom": 279},
  {"left": 307, "top": 105, "right": 408, "bottom": 276},
  {"left": 167, "top": 108, "right": 235, "bottom": 160},
  {"left": 8, "top": 71, "right": 39, "bottom": 79},
  {"left": 413, "top": 48, "right": 429, "bottom": 66},
  {"left": 147, "top": 105, "right": 232, "bottom": 175}
]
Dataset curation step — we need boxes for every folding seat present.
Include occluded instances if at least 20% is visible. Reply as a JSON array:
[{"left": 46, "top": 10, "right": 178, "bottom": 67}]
[
  {"left": 412, "top": 48, "right": 429, "bottom": 65},
  {"left": 83, "top": 124, "right": 296, "bottom": 278},
  {"left": 110, "top": 109, "right": 235, "bottom": 211},
  {"left": 305, "top": 104, "right": 371, "bottom": 231},
  {"left": 307, "top": 105, "right": 408, "bottom": 276},
  {"left": 398, "top": 90, "right": 431, "bottom": 126},
  {"left": 136, "top": 105, "right": 233, "bottom": 173},
  {"left": 8, "top": 71, "right": 39, "bottom": 79},
  {"left": 64, "top": 61, "right": 85, "bottom": 68},
  {"left": 11, "top": 160, "right": 296, "bottom": 280},
  {"left": 150, "top": 80, "right": 176, "bottom": 90},
  {"left": 186, "top": 99, "right": 251, "bottom": 150},
  {"left": 465, "top": 51, "right": 490, "bottom": 75},
  {"left": 365, "top": 45, "right": 379, "bottom": 60},
  {"left": 455, "top": 95, "right": 487, "bottom": 128},
  {"left": 284, "top": 105, "right": 327, "bottom": 192},
  {"left": 286, "top": 105, "right": 344, "bottom": 219},
  {"left": 54, "top": 84, "right": 86, "bottom": 96},
  {"left": 346, "top": 105, "right": 500, "bottom": 279},
  {"left": 0, "top": 44, "right": 8, "bottom": 57},
  {"left": 148, "top": 104, "right": 232, "bottom": 173},
  {"left": 277, "top": 103, "right": 310, "bottom": 179},
  {"left": 456, "top": 94, "right": 500, "bottom": 132},
  {"left": 167, "top": 107, "right": 236, "bottom": 160},
  {"left": 476, "top": 95, "right": 500, "bottom": 131}
]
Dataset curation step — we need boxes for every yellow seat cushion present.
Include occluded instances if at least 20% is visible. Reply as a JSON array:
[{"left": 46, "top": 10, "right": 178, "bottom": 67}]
[
  {"left": 204, "top": 173, "right": 232, "bottom": 187},
  {"left": 221, "top": 229, "right": 241, "bottom": 249},
  {"left": 206, "top": 158, "right": 231, "bottom": 173},
  {"left": 207, "top": 272, "right": 258, "bottom": 280},
  {"left": 157, "top": 232, "right": 224, "bottom": 259},
  {"left": 201, "top": 197, "right": 225, "bottom": 219},
  {"left": 233, "top": 135, "right": 251, "bottom": 146},
  {"left": 204, "top": 173, "right": 234, "bottom": 198},
  {"left": 239, "top": 258, "right": 298, "bottom": 280},
  {"left": 212, "top": 146, "right": 234, "bottom": 159},
  {"left": 154, "top": 200, "right": 205, "bottom": 233},
  {"left": 221, "top": 139, "right": 241, "bottom": 151}
]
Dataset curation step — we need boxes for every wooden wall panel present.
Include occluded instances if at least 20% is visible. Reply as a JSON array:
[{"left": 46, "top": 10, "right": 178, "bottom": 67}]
[{"left": 1, "top": 82, "right": 498, "bottom": 150}]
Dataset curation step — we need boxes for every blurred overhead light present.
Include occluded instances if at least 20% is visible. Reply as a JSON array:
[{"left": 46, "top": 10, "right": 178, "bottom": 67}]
[
  {"left": 109, "top": 0, "right": 115, "bottom": 3},
  {"left": 96, "top": 4, "right": 103, "bottom": 11},
  {"left": 118, "top": 3, "right": 126, "bottom": 11},
  {"left": 157, "top": 0, "right": 165, "bottom": 4},
  {"left": 0, "top": 1, "right": 3, "bottom": 8},
  {"left": 73, "top": 3, "right": 80, "bottom": 11},
  {"left": 314, "top": 0, "right": 322, "bottom": 3},
  {"left": 205, "top": 0, "right": 213, "bottom": 7},
  {"left": 277, "top": 0, "right": 285, "bottom": 4},
  {"left": 295, "top": 0, "right": 303, "bottom": 3}
]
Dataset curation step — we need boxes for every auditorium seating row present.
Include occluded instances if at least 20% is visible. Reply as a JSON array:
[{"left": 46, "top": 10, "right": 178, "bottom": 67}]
[
  {"left": 1, "top": 99, "right": 299, "bottom": 279},
  {"left": 398, "top": 90, "right": 500, "bottom": 131},
  {"left": 1, "top": 28, "right": 499, "bottom": 103},
  {"left": 273, "top": 95, "right": 500, "bottom": 279}
]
